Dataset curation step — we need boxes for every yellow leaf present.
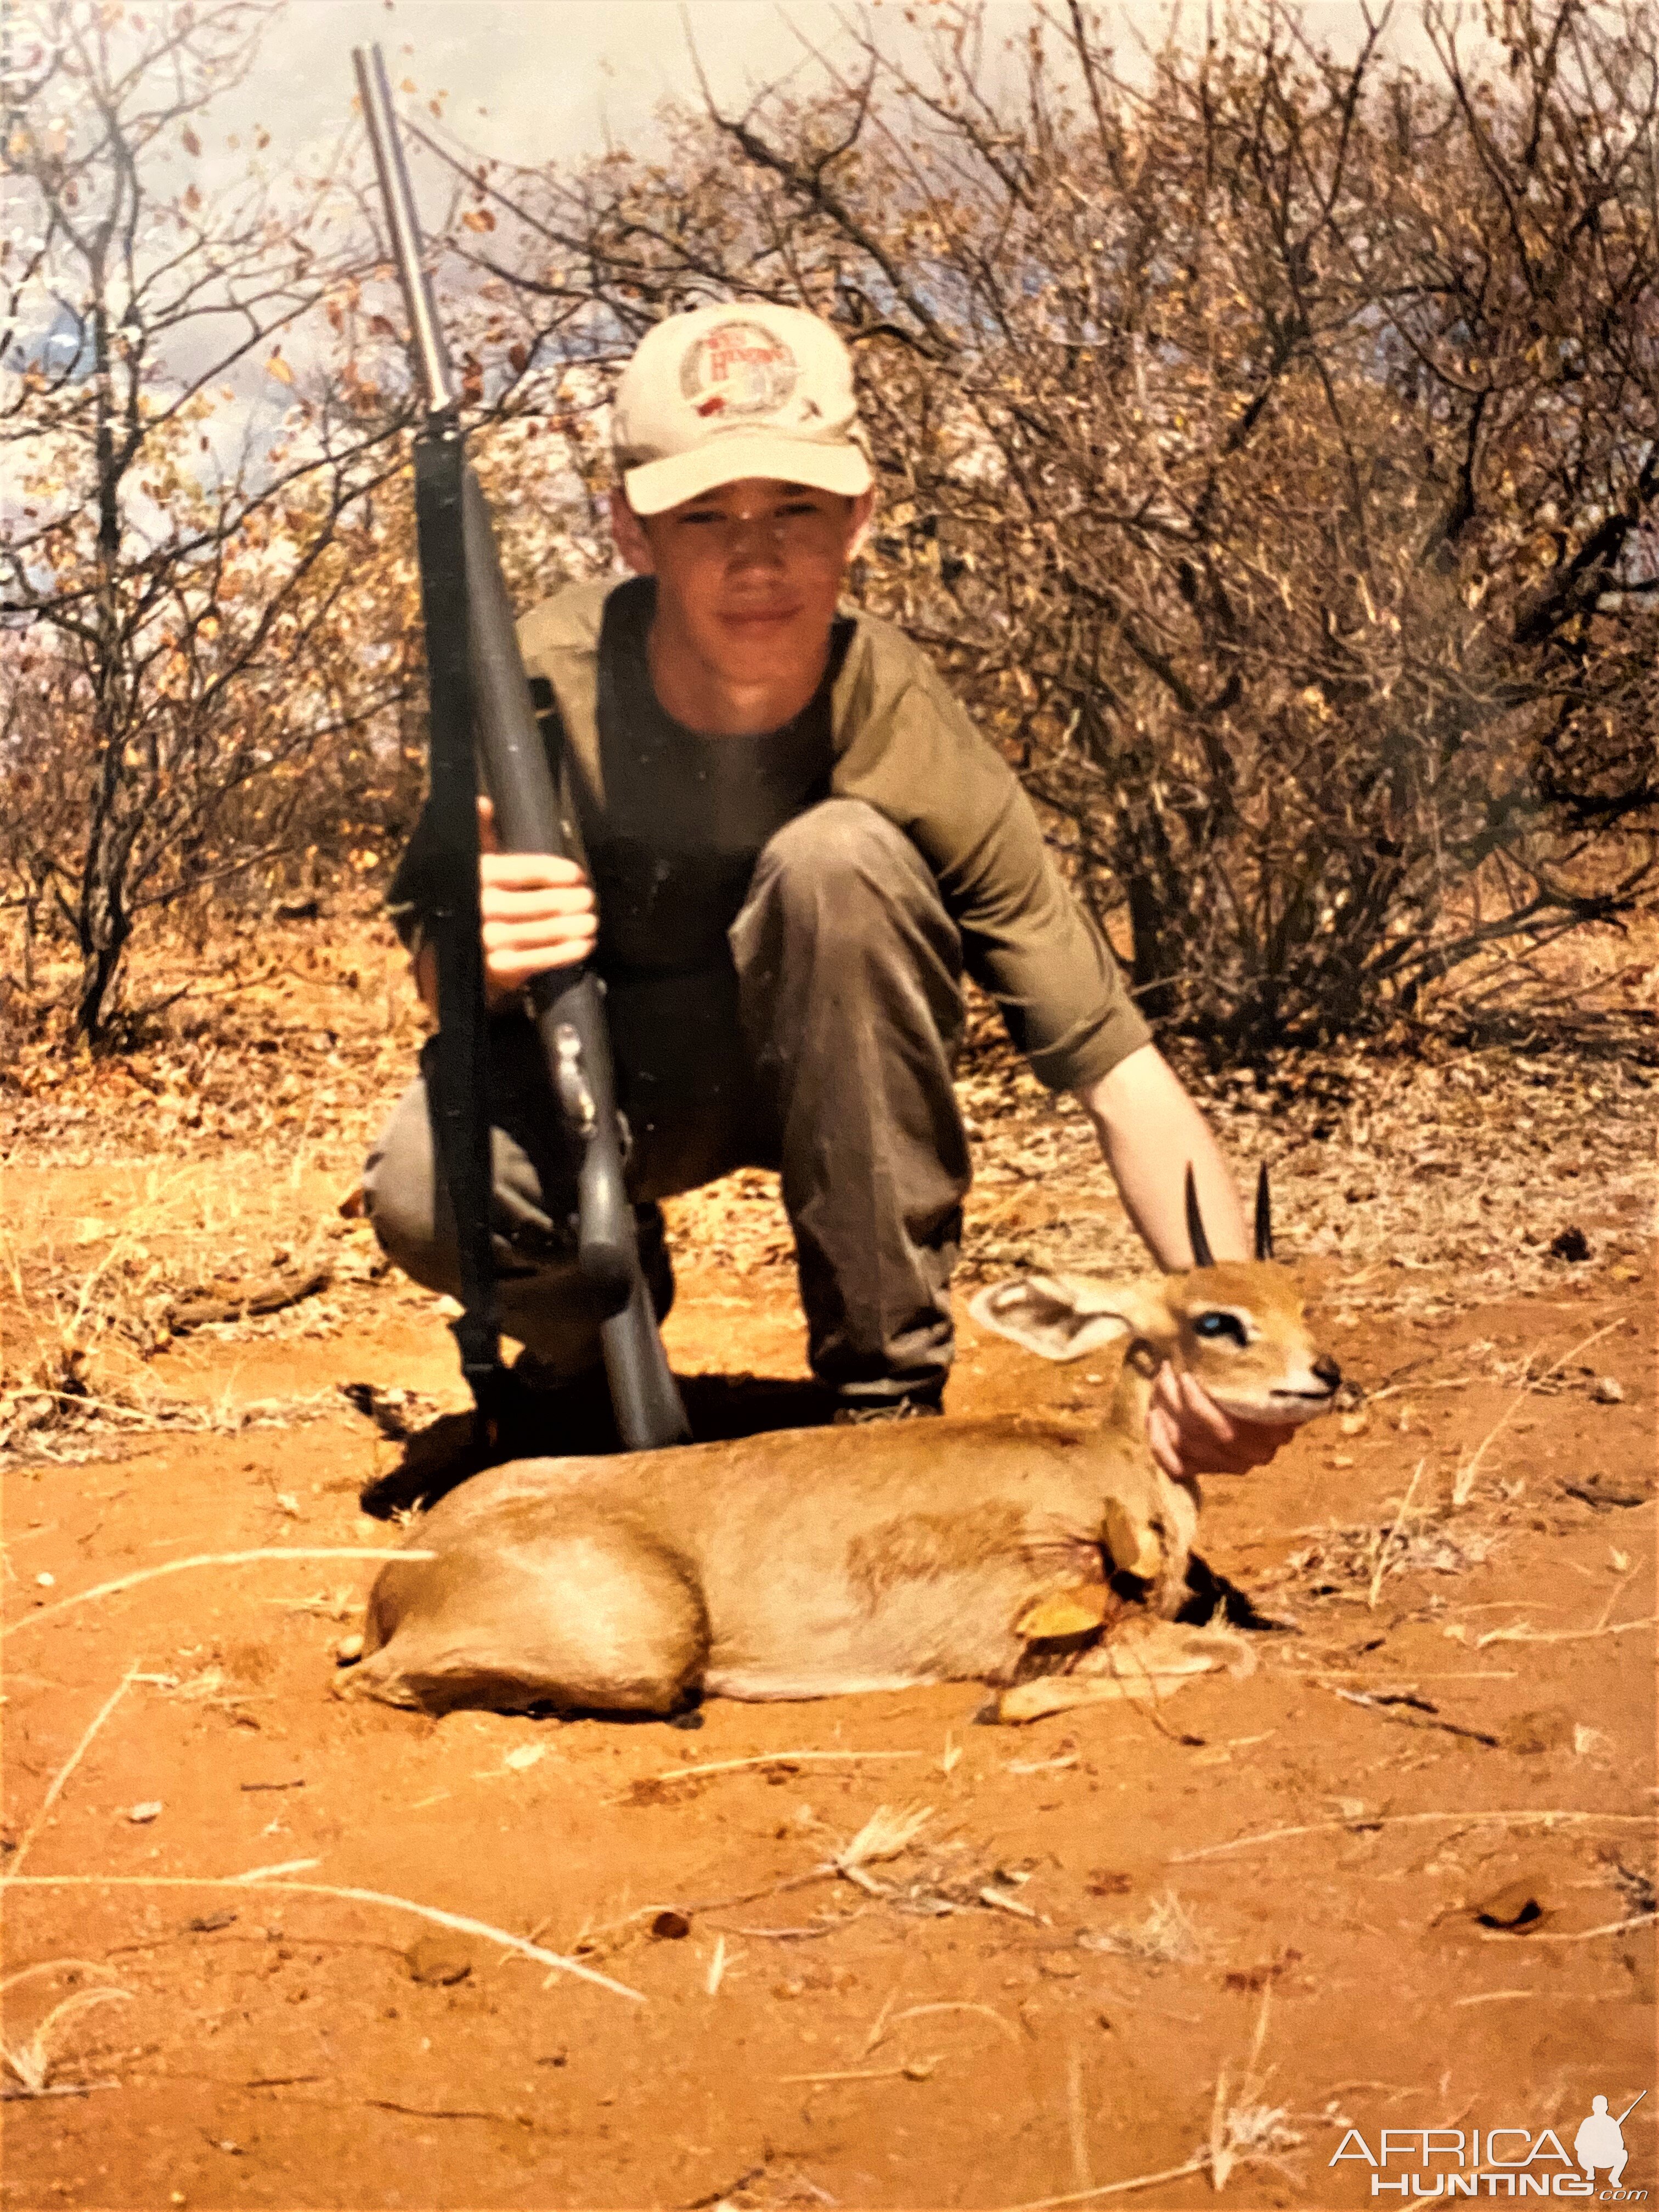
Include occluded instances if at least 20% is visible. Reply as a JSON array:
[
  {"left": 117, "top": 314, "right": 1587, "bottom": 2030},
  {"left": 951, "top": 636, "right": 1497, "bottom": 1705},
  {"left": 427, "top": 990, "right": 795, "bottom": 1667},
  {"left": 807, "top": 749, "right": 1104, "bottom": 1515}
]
[
  {"left": 1102, "top": 1499, "right": 1163, "bottom": 1580},
  {"left": 182, "top": 127, "right": 201, "bottom": 156},
  {"left": 460, "top": 207, "right": 496, "bottom": 233},
  {"left": 1015, "top": 1584, "right": 1111, "bottom": 1641},
  {"left": 267, "top": 354, "right": 294, "bottom": 385}
]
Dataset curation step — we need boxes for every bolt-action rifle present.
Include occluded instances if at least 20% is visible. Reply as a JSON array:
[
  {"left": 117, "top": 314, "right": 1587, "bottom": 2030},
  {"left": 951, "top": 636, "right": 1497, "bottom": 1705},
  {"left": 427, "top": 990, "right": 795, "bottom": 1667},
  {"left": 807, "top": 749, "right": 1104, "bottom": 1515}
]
[{"left": 352, "top": 44, "right": 689, "bottom": 1451}]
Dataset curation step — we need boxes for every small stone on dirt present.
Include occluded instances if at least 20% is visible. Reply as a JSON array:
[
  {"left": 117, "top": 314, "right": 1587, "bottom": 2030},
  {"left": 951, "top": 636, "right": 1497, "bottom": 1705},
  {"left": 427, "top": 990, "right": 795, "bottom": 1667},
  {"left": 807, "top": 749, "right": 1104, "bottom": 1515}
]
[
  {"left": 1086, "top": 1870, "right": 1132, "bottom": 1896},
  {"left": 651, "top": 1909, "right": 691, "bottom": 1940},
  {"left": 1548, "top": 1224, "right": 1590, "bottom": 1262},
  {"left": 335, "top": 1633, "right": 363, "bottom": 1664},
  {"left": 1037, "top": 1951, "right": 1081, "bottom": 1978},
  {"left": 128, "top": 1801, "right": 163, "bottom": 1824},
  {"left": 1591, "top": 1375, "right": 1625, "bottom": 1403},
  {"left": 405, "top": 1933, "right": 473, "bottom": 1986}
]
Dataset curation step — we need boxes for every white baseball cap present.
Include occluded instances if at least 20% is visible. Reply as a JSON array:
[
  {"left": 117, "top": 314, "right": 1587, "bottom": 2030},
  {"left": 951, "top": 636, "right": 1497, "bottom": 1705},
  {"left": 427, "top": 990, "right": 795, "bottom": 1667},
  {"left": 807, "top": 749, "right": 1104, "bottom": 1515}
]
[{"left": 612, "top": 303, "right": 873, "bottom": 516}]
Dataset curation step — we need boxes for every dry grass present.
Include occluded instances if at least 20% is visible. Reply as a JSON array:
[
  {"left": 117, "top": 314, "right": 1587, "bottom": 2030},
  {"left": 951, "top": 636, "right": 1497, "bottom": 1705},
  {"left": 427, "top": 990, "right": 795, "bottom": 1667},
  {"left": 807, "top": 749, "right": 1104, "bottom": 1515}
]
[
  {"left": 1079, "top": 1891, "right": 1203, "bottom": 1965},
  {"left": 1, "top": 1983, "right": 131, "bottom": 2099},
  {"left": 829, "top": 1804, "right": 934, "bottom": 1871}
]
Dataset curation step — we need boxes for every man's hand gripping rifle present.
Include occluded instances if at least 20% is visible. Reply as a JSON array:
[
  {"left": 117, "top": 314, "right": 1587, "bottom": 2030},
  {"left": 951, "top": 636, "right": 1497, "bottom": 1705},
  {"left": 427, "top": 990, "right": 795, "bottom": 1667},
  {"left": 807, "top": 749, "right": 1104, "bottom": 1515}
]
[{"left": 353, "top": 46, "right": 689, "bottom": 1452}]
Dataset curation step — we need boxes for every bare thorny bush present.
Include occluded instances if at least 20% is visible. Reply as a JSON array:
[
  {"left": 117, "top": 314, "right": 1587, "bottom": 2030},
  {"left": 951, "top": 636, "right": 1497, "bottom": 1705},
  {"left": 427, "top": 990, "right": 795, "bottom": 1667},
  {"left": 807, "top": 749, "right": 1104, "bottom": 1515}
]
[
  {"left": 414, "top": 0, "right": 1657, "bottom": 1054},
  {"left": 3, "top": 0, "right": 1654, "bottom": 1060},
  {"left": 0, "top": 1, "right": 428, "bottom": 1044}
]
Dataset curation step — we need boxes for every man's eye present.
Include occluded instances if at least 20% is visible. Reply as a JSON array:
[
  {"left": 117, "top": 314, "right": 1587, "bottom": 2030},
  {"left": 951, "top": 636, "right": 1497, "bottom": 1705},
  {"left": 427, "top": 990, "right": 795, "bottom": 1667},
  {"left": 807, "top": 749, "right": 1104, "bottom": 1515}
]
[{"left": 1194, "top": 1312, "right": 1249, "bottom": 1347}]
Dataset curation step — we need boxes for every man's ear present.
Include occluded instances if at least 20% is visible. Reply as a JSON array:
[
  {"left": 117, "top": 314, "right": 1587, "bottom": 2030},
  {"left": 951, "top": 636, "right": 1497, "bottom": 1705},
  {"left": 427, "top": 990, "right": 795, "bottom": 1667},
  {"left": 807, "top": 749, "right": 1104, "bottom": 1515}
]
[
  {"left": 845, "top": 486, "right": 876, "bottom": 563},
  {"left": 609, "top": 488, "right": 655, "bottom": 576}
]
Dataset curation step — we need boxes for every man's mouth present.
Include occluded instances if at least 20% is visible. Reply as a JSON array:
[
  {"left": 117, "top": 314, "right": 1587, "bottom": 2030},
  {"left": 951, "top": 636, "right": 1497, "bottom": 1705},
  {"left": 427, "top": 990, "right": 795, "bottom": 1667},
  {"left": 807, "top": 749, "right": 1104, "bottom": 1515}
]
[{"left": 721, "top": 605, "right": 799, "bottom": 628}]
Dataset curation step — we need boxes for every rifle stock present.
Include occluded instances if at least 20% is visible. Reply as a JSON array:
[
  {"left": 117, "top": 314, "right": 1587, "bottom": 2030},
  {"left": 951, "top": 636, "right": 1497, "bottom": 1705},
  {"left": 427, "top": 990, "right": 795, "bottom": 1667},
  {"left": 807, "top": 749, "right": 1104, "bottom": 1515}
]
[{"left": 354, "top": 43, "right": 689, "bottom": 1451}]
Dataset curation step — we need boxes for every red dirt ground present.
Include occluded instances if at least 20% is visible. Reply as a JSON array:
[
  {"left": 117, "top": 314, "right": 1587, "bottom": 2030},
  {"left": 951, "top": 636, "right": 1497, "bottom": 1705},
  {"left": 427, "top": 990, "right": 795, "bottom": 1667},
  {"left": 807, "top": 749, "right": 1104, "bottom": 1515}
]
[{"left": 1, "top": 919, "right": 1653, "bottom": 2209}]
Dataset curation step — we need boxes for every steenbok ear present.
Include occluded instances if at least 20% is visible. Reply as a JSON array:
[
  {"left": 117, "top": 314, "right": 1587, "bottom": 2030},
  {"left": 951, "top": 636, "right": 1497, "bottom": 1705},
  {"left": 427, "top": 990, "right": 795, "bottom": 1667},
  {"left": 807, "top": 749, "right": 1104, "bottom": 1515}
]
[{"left": 968, "top": 1274, "right": 1165, "bottom": 1363}]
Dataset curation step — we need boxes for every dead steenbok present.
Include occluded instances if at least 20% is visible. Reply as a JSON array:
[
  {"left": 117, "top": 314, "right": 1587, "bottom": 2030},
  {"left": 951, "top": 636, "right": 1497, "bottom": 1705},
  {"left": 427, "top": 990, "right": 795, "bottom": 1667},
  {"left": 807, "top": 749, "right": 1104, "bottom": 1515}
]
[{"left": 347, "top": 1169, "right": 1339, "bottom": 1723}]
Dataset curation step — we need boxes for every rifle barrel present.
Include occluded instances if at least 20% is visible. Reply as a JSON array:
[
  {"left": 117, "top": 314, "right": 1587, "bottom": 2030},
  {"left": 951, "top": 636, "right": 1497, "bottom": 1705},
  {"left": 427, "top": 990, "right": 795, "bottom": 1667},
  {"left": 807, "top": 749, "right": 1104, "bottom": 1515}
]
[{"left": 351, "top": 43, "right": 458, "bottom": 417}]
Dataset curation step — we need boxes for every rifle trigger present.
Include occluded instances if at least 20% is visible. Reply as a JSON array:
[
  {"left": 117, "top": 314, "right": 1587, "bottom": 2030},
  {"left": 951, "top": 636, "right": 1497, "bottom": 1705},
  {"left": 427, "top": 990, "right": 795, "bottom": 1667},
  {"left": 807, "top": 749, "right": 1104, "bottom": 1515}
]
[{"left": 553, "top": 1022, "right": 598, "bottom": 1138}]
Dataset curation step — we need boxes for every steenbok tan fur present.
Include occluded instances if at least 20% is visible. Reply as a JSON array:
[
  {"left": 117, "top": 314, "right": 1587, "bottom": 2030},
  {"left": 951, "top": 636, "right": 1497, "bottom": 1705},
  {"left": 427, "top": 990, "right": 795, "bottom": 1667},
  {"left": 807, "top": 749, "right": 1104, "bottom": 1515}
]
[{"left": 347, "top": 1169, "right": 1339, "bottom": 1724}]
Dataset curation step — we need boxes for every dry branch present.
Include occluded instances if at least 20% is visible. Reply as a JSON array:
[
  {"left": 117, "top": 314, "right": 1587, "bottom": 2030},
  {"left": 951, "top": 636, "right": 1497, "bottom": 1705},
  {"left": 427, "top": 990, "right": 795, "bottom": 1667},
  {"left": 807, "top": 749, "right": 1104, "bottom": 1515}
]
[
  {"left": 0, "top": 1874, "right": 645, "bottom": 2004},
  {"left": 2, "top": 1549, "right": 434, "bottom": 1640}
]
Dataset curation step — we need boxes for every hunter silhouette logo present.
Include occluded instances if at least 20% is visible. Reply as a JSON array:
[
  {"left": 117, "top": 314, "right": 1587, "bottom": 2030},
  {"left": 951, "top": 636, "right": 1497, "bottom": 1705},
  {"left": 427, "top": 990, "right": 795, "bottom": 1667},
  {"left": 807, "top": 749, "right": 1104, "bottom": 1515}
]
[
  {"left": 679, "top": 320, "right": 799, "bottom": 420},
  {"left": 1332, "top": 2090, "right": 1647, "bottom": 2196},
  {"left": 1576, "top": 2094, "right": 1644, "bottom": 2190}
]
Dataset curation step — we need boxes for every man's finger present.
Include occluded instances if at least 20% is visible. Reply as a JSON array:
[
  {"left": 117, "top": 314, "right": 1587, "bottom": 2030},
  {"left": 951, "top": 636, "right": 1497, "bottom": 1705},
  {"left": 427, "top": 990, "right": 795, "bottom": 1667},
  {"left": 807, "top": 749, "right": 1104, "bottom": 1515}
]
[
  {"left": 481, "top": 882, "right": 596, "bottom": 921},
  {"left": 1147, "top": 1406, "right": 1185, "bottom": 1480},
  {"left": 480, "top": 851, "right": 588, "bottom": 890},
  {"left": 1175, "top": 1369, "right": 1242, "bottom": 1448},
  {"left": 477, "top": 794, "right": 500, "bottom": 855},
  {"left": 483, "top": 915, "right": 598, "bottom": 955},
  {"left": 486, "top": 930, "right": 597, "bottom": 982}
]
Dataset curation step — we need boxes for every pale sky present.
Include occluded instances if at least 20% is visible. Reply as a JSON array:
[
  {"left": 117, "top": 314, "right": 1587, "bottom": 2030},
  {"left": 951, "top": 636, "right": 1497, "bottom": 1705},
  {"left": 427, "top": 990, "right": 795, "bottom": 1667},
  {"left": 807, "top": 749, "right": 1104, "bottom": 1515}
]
[
  {"left": 268, "top": 1, "right": 1446, "bottom": 182},
  {"left": 9, "top": 2, "right": 1463, "bottom": 468}
]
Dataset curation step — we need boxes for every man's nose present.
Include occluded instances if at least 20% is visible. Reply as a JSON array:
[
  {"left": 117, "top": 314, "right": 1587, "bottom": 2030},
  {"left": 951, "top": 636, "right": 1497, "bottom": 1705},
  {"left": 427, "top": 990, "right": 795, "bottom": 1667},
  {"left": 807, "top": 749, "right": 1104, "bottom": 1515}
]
[{"left": 725, "top": 515, "right": 786, "bottom": 565}]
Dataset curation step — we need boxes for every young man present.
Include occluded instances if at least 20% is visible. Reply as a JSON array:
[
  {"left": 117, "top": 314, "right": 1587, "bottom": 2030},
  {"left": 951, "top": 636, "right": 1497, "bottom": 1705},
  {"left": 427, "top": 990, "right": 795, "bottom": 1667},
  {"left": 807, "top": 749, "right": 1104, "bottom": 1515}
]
[{"left": 366, "top": 303, "right": 1291, "bottom": 1481}]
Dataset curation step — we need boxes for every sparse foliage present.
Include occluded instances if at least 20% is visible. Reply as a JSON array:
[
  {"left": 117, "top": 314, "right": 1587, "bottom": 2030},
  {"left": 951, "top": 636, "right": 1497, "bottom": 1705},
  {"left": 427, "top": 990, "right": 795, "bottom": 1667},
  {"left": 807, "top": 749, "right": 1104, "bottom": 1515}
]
[
  {"left": 1, "top": 0, "right": 413, "bottom": 1038},
  {"left": 450, "top": 0, "right": 1658, "bottom": 1049}
]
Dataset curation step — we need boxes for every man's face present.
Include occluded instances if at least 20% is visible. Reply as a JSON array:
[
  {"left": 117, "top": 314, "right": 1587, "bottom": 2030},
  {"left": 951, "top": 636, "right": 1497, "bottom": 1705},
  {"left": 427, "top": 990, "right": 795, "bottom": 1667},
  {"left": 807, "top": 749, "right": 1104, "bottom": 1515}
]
[{"left": 611, "top": 477, "right": 873, "bottom": 693}]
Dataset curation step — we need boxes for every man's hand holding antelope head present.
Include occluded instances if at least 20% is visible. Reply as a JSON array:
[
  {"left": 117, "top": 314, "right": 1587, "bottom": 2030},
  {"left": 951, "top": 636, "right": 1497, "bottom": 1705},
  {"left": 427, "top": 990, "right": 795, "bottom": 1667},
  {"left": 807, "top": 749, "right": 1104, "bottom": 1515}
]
[{"left": 969, "top": 1162, "right": 1342, "bottom": 1478}]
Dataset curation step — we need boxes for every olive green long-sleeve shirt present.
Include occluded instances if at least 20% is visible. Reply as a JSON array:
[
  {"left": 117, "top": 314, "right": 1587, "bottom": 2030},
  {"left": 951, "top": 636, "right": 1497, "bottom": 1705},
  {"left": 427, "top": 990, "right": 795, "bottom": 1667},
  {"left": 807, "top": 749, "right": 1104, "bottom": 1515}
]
[{"left": 388, "top": 578, "right": 1149, "bottom": 1092}]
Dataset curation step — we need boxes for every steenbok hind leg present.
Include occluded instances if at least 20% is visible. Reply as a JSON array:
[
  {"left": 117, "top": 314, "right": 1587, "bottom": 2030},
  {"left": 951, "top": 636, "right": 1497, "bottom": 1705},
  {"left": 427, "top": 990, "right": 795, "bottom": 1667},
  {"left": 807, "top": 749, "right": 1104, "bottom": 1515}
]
[{"left": 351, "top": 1536, "right": 709, "bottom": 1717}]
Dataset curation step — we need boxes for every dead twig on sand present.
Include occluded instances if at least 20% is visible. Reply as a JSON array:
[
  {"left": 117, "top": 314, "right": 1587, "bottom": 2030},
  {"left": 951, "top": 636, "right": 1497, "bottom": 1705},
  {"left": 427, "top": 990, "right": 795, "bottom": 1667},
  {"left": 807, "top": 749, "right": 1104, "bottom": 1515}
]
[
  {"left": 1454, "top": 1319, "right": 1625, "bottom": 1502},
  {"left": 0, "top": 1873, "right": 645, "bottom": 2004},
  {"left": 1475, "top": 1616, "right": 1655, "bottom": 1649},
  {"left": 1171, "top": 1810, "right": 1651, "bottom": 1864},
  {"left": 861, "top": 2000, "right": 1019, "bottom": 2055},
  {"left": 164, "top": 1267, "right": 330, "bottom": 1331},
  {"left": 650, "top": 1750, "right": 921, "bottom": 1782},
  {"left": 1368, "top": 1458, "right": 1427, "bottom": 1609},
  {"left": 779, "top": 2058, "right": 942, "bottom": 2084},
  {"left": 2, "top": 1549, "right": 433, "bottom": 1639},
  {"left": 1480, "top": 1913, "right": 1656, "bottom": 1944},
  {"left": 1325, "top": 1685, "right": 1499, "bottom": 1748},
  {"left": 999, "top": 2157, "right": 1211, "bottom": 2208},
  {"left": 9, "top": 1671, "right": 140, "bottom": 1874}
]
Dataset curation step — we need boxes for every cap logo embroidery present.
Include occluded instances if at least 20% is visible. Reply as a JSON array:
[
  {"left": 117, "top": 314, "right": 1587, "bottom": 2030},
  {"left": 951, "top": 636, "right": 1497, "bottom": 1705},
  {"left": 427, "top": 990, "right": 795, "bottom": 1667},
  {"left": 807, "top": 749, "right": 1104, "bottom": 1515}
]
[{"left": 679, "top": 320, "right": 799, "bottom": 421}]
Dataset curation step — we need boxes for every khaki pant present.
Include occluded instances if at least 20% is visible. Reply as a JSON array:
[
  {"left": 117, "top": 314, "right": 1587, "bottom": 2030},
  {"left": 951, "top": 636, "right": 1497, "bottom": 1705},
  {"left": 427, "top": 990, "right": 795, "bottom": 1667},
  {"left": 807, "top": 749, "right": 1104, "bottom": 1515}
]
[{"left": 363, "top": 800, "right": 970, "bottom": 1407}]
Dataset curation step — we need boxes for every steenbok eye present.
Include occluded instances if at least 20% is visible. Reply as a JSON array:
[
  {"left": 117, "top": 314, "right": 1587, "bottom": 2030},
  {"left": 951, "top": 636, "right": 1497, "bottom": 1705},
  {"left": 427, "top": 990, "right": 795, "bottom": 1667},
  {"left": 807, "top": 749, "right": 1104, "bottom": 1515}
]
[{"left": 1194, "top": 1312, "right": 1249, "bottom": 1347}]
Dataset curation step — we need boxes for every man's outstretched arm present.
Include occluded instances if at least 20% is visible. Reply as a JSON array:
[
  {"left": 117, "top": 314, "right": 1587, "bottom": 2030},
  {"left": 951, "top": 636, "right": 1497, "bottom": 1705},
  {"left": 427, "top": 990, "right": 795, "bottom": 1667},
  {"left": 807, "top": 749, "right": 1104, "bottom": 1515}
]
[{"left": 1074, "top": 1042, "right": 1295, "bottom": 1481}]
